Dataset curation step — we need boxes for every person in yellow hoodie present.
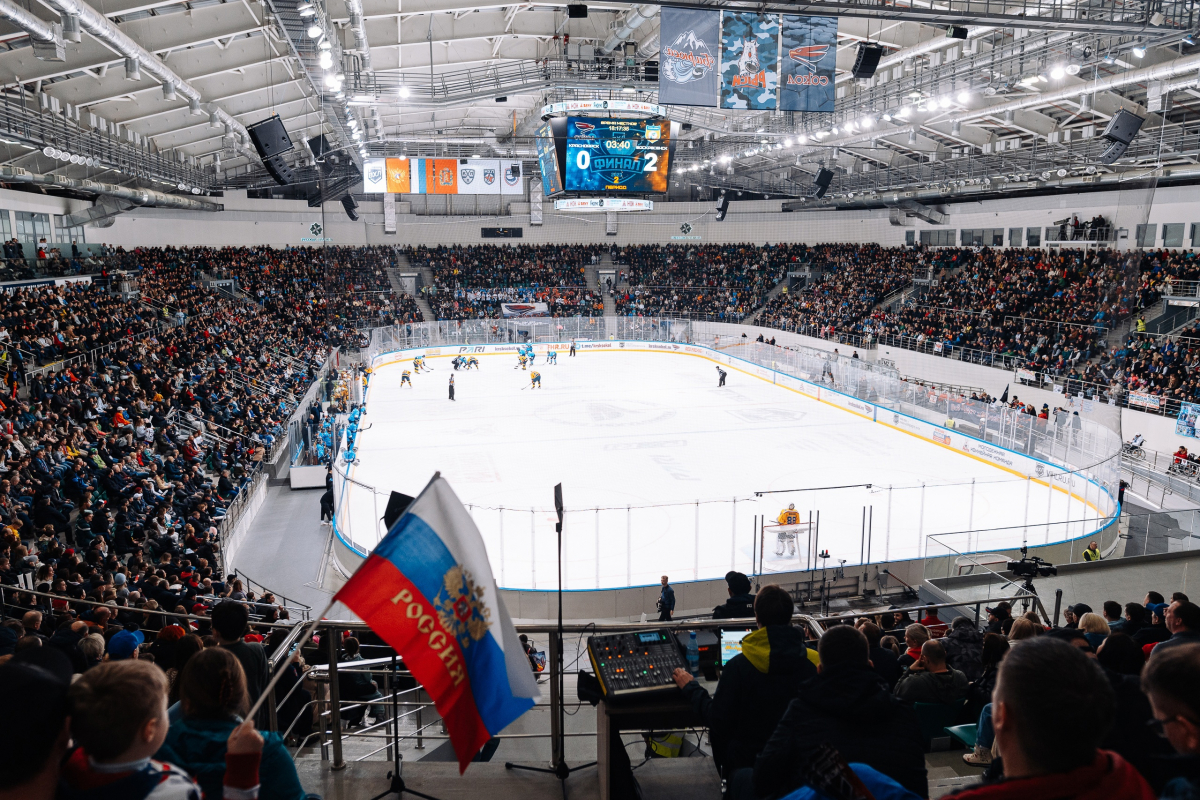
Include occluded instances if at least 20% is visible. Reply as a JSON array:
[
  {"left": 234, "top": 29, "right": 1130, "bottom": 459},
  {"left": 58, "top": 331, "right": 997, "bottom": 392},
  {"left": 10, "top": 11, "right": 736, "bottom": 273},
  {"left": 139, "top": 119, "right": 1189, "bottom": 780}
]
[{"left": 671, "top": 585, "right": 816, "bottom": 783}]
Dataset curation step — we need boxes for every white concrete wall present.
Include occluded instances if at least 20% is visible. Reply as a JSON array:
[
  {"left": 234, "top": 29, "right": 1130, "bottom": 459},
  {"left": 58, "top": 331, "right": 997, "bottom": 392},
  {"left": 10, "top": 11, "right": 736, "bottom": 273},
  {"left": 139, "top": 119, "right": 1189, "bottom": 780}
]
[{"left": 3, "top": 182, "right": 1181, "bottom": 250}]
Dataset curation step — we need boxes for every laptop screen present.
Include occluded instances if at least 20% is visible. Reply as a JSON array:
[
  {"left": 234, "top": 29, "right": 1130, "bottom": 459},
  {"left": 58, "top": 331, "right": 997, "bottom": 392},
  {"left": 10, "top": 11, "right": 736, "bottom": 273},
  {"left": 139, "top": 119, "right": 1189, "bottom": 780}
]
[{"left": 720, "top": 630, "right": 751, "bottom": 666}]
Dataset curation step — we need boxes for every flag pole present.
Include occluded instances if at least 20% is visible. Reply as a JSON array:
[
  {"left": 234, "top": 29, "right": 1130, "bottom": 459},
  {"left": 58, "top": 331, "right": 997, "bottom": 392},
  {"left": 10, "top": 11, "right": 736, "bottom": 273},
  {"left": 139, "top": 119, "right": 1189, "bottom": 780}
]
[{"left": 246, "top": 470, "right": 443, "bottom": 723}]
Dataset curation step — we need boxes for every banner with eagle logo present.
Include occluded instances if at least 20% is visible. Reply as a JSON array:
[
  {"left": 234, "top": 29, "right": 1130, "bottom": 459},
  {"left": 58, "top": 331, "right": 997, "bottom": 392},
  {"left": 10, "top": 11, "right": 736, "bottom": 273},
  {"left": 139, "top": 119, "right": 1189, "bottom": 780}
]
[
  {"left": 333, "top": 475, "right": 538, "bottom": 771},
  {"left": 780, "top": 15, "right": 838, "bottom": 112},
  {"left": 719, "top": 11, "right": 780, "bottom": 110}
]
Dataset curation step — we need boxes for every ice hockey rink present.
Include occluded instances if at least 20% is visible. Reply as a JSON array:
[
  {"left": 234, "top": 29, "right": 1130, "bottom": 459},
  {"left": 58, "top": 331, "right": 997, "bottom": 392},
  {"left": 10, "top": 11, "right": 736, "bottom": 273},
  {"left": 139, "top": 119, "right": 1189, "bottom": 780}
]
[{"left": 335, "top": 346, "right": 1109, "bottom": 590}]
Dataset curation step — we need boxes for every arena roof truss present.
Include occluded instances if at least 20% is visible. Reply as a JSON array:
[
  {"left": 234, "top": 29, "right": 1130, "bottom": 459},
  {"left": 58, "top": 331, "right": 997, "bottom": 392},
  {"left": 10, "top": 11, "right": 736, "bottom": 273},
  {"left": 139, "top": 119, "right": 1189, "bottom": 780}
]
[{"left": 0, "top": 0, "right": 1193, "bottom": 208}]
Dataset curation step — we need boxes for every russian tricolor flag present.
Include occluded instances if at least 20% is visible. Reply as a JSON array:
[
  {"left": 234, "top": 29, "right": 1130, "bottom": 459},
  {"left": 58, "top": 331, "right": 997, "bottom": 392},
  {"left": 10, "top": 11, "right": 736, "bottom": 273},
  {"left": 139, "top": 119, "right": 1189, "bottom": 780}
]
[{"left": 334, "top": 476, "right": 538, "bottom": 771}]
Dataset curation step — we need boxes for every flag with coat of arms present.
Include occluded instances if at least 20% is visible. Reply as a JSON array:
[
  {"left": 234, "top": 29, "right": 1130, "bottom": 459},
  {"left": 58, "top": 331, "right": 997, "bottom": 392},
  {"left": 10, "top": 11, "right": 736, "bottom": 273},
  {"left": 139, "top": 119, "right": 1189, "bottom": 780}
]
[{"left": 333, "top": 474, "right": 539, "bottom": 771}]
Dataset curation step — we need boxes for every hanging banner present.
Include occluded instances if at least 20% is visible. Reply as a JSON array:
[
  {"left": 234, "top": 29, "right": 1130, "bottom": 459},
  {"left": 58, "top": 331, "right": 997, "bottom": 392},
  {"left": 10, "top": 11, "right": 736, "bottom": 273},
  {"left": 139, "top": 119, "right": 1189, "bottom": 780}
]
[
  {"left": 458, "top": 159, "right": 500, "bottom": 195},
  {"left": 779, "top": 15, "right": 837, "bottom": 112},
  {"left": 386, "top": 158, "right": 411, "bottom": 193},
  {"left": 719, "top": 11, "right": 780, "bottom": 110},
  {"left": 383, "top": 192, "right": 396, "bottom": 234},
  {"left": 658, "top": 7, "right": 720, "bottom": 107},
  {"left": 427, "top": 159, "right": 458, "bottom": 194},
  {"left": 363, "top": 158, "right": 387, "bottom": 193},
  {"left": 500, "top": 160, "right": 525, "bottom": 195},
  {"left": 1178, "top": 402, "right": 1200, "bottom": 438},
  {"left": 1128, "top": 391, "right": 1162, "bottom": 410}
]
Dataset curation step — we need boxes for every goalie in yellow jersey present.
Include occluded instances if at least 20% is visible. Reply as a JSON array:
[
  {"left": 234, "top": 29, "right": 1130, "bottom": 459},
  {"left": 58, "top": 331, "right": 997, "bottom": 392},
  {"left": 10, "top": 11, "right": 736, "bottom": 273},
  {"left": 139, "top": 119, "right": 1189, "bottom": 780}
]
[{"left": 775, "top": 503, "right": 801, "bottom": 557}]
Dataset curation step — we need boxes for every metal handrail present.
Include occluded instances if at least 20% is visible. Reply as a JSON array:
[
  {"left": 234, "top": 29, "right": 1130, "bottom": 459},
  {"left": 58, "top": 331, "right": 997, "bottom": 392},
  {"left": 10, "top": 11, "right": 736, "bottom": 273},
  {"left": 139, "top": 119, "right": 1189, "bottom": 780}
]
[{"left": 0, "top": 582, "right": 297, "bottom": 627}]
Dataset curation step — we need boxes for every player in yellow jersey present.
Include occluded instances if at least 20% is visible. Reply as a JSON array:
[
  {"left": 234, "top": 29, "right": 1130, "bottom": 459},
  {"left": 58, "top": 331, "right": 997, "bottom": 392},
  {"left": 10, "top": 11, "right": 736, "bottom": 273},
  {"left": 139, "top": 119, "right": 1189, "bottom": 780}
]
[
  {"left": 400, "top": 369, "right": 412, "bottom": 387},
  {"left": 466, "top": 356, "right": 479, "bottom": 369},
  {"left": 530, "top": 371, "right": 542, "bottom": 389},
  {"left": 517, "top": 354, "right": 528, "bottom": 371},
  {"left": 775, "top": 503, "right": 801, "bottom": 556}
]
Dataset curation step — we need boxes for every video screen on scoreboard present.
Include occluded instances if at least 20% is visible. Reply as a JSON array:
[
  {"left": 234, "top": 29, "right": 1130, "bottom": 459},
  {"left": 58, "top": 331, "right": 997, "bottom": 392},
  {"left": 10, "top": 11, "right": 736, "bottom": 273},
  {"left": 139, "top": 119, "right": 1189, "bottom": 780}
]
[
  {"left": 564, "top": 117, "right": 673, "bottom": 193},
  {"left": 535, "top": 121, "right": 564, "bottom": 197}
]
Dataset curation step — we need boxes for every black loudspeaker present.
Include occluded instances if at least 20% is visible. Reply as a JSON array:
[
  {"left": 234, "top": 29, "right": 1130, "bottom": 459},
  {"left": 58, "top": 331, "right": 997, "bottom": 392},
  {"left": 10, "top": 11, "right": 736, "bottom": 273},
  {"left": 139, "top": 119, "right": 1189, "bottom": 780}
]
[
  {"left": 382, "top": 491, "right": 415, "bottom": 531},
  {"left": 815, "top": 185, "right": 829, "bottom": 199},
  {"left": 644, "top": 60, "right": 659, "bottom": 81},
  {"left": 850, "top": 45, "right": 883, "bottom": 79},
  {"left": 1102, "top": 109, "right": 1145, "bottom": 144},
  {"left": 945, "top": 25, "right": 968, "bottom": 39},
  {"left": 342, "top": 194, "right": 359, "bottom": 221},
  {"left": 510, "top": 163, "right": 521, "bottom": 178},
  {"left": 814, "top": 168, "right": 834, "bottom": 188},
  {"left": 247, "top": 115, "right": 293, "bottom": 159},
  {"left": 567, "top": 3, "right": 587, "bottom": 17},
  {"left": 263, "top": 154, "right": 295, "bottom": 186},
  {"left": 1097, "top": 139, "right": 1130, "bottom": 165},
  {"left": 715, "top": 193, "right": 729, "bottom": 222}
]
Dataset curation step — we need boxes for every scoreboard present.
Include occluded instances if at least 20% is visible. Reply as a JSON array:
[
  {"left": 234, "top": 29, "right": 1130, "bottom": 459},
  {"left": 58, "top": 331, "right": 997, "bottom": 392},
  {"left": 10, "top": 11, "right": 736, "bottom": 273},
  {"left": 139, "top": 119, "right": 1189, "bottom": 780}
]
[
  {"left": 564, "top": 118, "right": 672, "bottom": 193},
  {"left": 538, "top": 116, "right": 677, "bottom": 197}
]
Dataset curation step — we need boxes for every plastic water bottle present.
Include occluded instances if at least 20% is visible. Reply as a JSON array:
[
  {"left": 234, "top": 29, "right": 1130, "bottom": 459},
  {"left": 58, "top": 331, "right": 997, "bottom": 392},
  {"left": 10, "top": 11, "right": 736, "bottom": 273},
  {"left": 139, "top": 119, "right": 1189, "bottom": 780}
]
[{"left": 687, "top": 631, "right": 700, "bottom": 677}]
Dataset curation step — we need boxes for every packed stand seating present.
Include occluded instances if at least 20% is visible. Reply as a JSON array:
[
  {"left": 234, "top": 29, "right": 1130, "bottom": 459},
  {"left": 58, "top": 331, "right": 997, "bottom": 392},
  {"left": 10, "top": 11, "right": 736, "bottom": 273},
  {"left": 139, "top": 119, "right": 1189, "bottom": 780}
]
[
  {"left": 406, "top": 243, "right": 605, "bottom": 320},
  {"left": 4, "top": 282, "right": 166, "bottom": 368},
  {"left": 162, "top": 244, "right": 424, "bottom": 328},
  {"left": 1102, "top": 324, "right": 1200, "bottom": 414},
  {"left": 874, "top": 248, "right": 1136, "bottom": 374},
  {"left": 756, "top": 243, "right": 920, "bottom": 337},
  {"left": 425, "top": 285, "right": 603, "bottom": 320},
  {"left": 612, "top": 242, "right": 796, "bottom": 319}
]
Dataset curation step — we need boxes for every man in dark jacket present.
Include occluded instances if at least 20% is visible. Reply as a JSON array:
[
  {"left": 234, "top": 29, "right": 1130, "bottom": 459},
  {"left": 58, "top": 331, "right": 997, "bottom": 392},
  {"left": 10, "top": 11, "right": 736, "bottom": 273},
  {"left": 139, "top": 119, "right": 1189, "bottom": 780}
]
[
  {"left": 743, "top": 625, "right": 927, "bottom": 799},
  {"left": 712, "top": 571, "right": 755, "bottom": 620},
  {"left": 674, "top": 584, "right": 815, "bottom": 780},
  {"left": 941, "top": 638, "right": 1152, "bottom": 800},
  {"left": 859, "top": 620, "right": 902, "bottom": 690},
  {"left": 985, "top": 601, "right": 1014, "bottom": 636},
  {"left": 942, "top": 617, "right": 985, "bottom": 682},
  {"left": 894, "top": 639, "right": 969, "bottom": 704},
  {"left": 1135, "top": 603, "right": 1171, "bottom": 647},
  {"left": 1155, "top": 601, "right": 1200, "bottom": 656}
]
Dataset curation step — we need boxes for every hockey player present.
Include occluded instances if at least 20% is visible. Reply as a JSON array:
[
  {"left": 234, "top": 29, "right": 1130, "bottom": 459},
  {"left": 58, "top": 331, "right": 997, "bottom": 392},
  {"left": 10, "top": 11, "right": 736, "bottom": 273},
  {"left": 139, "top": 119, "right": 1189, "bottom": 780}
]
[
  {"left": 466, "top": 356, "right": 480, "bottom": 370},
  {"left": 530, "top": 370, "right": 542, "bottom": 389},
  {"left": 517, "top": 354, "right": 528, "bottom": 371},
  {"left": 716, "top": 366, "right": 727, "bottom": 387},
  {"left": 547, "top": 349, "right": 557, "bottom": 365},
  {"left": 524, "top": 344, "right": 535, "bottom": 364},
  {"left": 452, "top": 356, "right": 462, "bottom": 371},
  {"left": 400, "top": 369, "right": 412, "bottom": 388},
  {"left": 775, "top": 503, "right": 801, "bottom": 557}
]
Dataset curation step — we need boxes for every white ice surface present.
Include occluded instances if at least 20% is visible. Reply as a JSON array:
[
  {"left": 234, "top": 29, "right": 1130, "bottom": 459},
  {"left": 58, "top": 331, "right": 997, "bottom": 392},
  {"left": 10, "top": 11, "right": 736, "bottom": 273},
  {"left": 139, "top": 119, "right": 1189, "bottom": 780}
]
[{"left": 338, "top": 349, "right": 1101, "bottom": 590}]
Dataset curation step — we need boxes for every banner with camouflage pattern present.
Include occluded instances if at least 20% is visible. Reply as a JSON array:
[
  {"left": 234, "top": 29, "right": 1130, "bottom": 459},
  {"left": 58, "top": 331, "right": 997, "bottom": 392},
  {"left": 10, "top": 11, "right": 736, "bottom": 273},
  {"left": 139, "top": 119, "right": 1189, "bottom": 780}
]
[
  {"left": 780, "top": 15, "right": 838, "bottom": 112},
  {"left": 719, "top": 12, "right": 780, "bottom": 110}
]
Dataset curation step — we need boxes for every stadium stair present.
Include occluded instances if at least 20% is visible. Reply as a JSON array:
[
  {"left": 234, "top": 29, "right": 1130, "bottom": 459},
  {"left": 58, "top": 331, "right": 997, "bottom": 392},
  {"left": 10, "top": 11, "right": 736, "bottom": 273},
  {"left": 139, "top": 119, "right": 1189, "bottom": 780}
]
[
  {"left": 744, "top": 276, "right": 790, "bottom": 326},
  {"left": 391, "top": 250, "right": 435, "bottom": 321}
]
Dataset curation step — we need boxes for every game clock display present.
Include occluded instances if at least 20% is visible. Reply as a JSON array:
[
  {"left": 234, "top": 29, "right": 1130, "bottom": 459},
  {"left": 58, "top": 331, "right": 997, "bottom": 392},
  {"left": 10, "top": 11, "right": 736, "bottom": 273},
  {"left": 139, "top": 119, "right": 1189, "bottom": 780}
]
[{"left": 564, "top": 118, "right": 673, "bottom": 193}]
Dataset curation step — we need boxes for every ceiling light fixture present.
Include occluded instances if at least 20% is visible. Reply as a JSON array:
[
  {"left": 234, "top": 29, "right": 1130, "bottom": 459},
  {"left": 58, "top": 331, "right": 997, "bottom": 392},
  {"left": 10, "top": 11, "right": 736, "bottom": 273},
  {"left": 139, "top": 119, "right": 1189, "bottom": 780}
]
[
  {"left": 1050, "top": 64, "right": 1066, "bottom": 79},
  {"left": 319, "top": 52, "right": 333, "bottom": 68},
  {"left": 1132, "top": 45, "right": 1146, "bottom": 57},
  {"left": 318, "top": 39, "right": 331, "bottom": 50},
  {"left": 398, "top": 86, "right": 410, "bottom": 98},
  {"left": 956, "top": 90, "right": 970, "bottom": 103},
  {"left": 307, "top": 23, "right": 322, "bottom": 38},
  {"left": 1066, "top": 64, "right": 1081, "bottom": 75}
]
